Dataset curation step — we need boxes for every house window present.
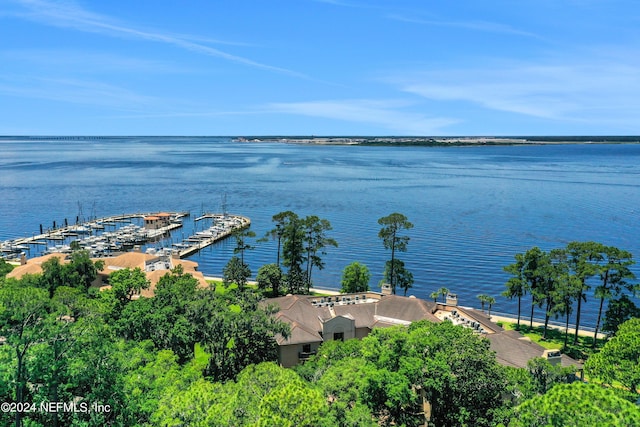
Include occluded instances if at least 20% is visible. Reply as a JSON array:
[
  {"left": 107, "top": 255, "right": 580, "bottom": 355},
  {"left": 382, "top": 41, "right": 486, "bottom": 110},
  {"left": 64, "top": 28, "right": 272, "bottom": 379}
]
[
  {"left": 302, "top": 344, "right": 311, "bottom": 353},
  {"left": 333, "top": 332, "right": 344, "bottom": 342}
]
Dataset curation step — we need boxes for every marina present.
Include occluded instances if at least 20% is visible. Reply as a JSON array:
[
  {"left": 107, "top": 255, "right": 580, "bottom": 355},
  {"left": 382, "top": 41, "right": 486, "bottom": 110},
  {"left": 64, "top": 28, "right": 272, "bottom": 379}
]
[
  {"left": 2, "top": 137, "right": 640, "bottom": 327},
  {"left": 1, "top": 212, "right": 250, "bottom": 261}
]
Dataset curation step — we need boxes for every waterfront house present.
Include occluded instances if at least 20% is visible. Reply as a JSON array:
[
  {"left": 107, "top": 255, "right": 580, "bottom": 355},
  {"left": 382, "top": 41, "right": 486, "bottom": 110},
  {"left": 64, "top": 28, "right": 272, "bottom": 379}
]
[{"left": 265, "top": 293, "right": 582, "bottom": 370}]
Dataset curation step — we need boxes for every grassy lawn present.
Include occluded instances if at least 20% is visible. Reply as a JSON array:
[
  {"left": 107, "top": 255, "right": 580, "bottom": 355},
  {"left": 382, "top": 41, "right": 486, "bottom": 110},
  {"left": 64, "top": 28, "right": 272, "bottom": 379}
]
[
  {"left": 497, "top": 321, "right": 600, "bottom": 361},
  {"left": 206, "top": 280, "right": 259, "bottom": 295}
]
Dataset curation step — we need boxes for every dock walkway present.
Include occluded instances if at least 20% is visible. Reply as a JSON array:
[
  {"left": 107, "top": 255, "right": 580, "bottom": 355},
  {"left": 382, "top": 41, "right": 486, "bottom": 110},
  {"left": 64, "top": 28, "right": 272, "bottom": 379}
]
[
  {"left": 177, "top": 214, "right": 250, "bottom": 258},
  {"left": 2, "top": 211, "right": 251, "bottom": 261}
]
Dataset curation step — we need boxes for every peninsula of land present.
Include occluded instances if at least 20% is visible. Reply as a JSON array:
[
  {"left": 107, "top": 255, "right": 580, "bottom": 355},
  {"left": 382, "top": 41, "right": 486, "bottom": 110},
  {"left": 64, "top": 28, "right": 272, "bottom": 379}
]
[{"left": 233, "top": 135, "right": 640, "bottom": 146}]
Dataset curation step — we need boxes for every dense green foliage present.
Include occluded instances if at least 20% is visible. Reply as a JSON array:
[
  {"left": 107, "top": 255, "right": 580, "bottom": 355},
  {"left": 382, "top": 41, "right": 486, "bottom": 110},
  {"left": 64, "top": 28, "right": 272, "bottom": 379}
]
[
  {"left": 0, "top": 258, "right": 13, "bottom": 278},
  {"left": 297, "top": 320, "right": 510, "bottom": 427},
  {"left": 260, "top": 211, "right": 337, "bottom": 293},
  {"left": 340, "top": 261, "right": 370, "bottom": 293},
  {"left": 502, "top": 242, "right": 637, "bottom": 347},
  {"left": 602, "top": 294, "right": 640, "bottom": 335},
  {"left": 0, "top": 252, "right": 290, "bottom": 426},
  {"left": 585, "top": 317, "right": 640, "bottom": 393},
  {"left": 2, "top": 218, "right": 639, "bottom": 426},
  {"left": 222, "top": 256, "right": 251, "bottom": 291},
  {"left": 510, "top": 382, "right": 640, "bottom": 426},
  {"left": 256, "top": 263, "right": 282, "bottom": 297}
]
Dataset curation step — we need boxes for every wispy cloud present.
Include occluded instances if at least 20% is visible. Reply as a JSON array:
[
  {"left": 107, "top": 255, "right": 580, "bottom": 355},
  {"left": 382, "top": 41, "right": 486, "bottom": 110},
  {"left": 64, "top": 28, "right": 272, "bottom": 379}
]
[
  {"left": 391, "top": 52, "right": 640, "bottom": 125},
  {"left": 266, "top": 99, "right": 458, "bottom": 134},
  {"left": 9, "top": 0, "right": 307, "bottom": 78},
  {"left": 1, "top": 49, "right": 193, "bottom": 74},
  {"left": 389, "top": 14, "right": 542, "bottom": 39},
  {"left": 0, "top": 75, "right": 161, "bottom": 110}
]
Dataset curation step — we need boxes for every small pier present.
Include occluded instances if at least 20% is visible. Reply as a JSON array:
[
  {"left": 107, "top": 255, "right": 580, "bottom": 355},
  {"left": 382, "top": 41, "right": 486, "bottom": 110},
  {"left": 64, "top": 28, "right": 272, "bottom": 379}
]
[
  {"left": 1, "top": 211, "right": 251, "bottom": 261},
  {"left": 176, "top": 214, "right": 250, "bottom": 258},
  {"left": 1, "top": 212, "right": 189, "bottom": 259}
]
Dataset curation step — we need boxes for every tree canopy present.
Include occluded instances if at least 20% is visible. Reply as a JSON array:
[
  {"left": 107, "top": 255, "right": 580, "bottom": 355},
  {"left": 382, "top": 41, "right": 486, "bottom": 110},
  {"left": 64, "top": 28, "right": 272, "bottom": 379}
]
[
  {"left": 584, "top": 317, "right": 640, "bottom": 393},
  {"left": 341, "top": 261, "right": 371, "bottom": 293},
  {"left": 510, "top": 382, "right": 640, "bottom": 427}
]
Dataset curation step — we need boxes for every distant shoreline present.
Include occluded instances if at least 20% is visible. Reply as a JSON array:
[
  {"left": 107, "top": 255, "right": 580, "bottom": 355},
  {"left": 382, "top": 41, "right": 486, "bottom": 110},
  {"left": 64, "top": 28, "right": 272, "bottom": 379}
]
[{"left": 233, "top": 136, "right": 640, "bottom": 146}]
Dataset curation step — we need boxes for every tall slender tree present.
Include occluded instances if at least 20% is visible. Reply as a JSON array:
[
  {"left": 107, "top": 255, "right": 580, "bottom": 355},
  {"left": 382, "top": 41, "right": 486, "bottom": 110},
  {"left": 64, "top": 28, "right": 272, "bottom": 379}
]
[
  {"left": 377, "top": 213, "right": 413, "bottom": 295},
  {"left": 502, "top": 253, "right": 527, "bottom": 329},
  {"left": 280, "top": 212, "right": 305, "bottom": 273},
  {"left": 303, "top": 215, "right": 337, "bottom": 289},
  {"left": 521, "top": 247, "right": 547, "bottom": 328},
  {"left": 258, "top": 212, "right": 290, "bottom": 267},
  {"left": 566, "top": 241, "right": 602, "bottom": 344},
  {"left": 592, "top": 245, "right": 635, "bottom": 347},
  {"left": 260, "top": 211, "right": 307, "bottom": 293},
  {"left": 430, "top": 290, "right": 439, "bottom": 303},
  {"left": 537, "top": 249, "right": 568, "bottom": 340},
  {"left": 383, "top": 259, "right": 413, "bottom": 296},
  {"left": 232, "top": 228, "right": 256, "bottom": 266},
  {"left": 550, "top": 271, "right": 581, "bottom": 350},
  {"left": 486, "top": 295, "right": 496, "bottom": 318}
]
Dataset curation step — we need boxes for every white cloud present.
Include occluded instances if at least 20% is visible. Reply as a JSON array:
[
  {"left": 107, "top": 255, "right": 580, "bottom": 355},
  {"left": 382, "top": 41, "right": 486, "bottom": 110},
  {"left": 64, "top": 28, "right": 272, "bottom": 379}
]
[
  {"left": 389, "top": 14, "right": 542, "bottom": 39},
  {"left": 392, "top": 53, "right": 640, "bottom": 125},
  {"left": 267, "top": 99, "right": 458, "bottom": 134},
  {"left": 9, "top": 0, "right": 307, "bottom": 78},
  {"left": 0, "top": 75, "right": 161, "bottom": 110},
  {"left": 0, "top": 49, "right": 193, "bottom": 74}
]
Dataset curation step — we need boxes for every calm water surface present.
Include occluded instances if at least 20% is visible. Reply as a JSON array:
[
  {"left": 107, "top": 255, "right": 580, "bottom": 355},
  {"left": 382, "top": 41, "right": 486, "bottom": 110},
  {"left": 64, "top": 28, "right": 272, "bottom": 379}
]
[{"left": 1, "top": 137, "right": 639, "bottom": 326}]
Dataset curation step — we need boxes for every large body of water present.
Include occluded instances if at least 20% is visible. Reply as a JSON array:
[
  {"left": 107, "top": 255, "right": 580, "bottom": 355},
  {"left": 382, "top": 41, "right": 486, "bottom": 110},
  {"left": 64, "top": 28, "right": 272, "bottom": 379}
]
[{"left": 1, "top": 136, "right": 639, "bottom": 327}]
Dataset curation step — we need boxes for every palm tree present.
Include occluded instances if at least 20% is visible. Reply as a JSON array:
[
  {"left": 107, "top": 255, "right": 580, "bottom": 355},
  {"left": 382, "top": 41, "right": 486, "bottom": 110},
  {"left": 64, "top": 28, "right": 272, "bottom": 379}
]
[
  {"left": 477, "top": 294, "right": 490, "bottom": 313},
  {"left": 430, "top": 291, "right": 439, "bottom": 303},
  {"left": 486, "top": 296, "right": 496, "bottom": 318},
  {"left": 437, "top": 287, "right": 449, "bottom": 303}
]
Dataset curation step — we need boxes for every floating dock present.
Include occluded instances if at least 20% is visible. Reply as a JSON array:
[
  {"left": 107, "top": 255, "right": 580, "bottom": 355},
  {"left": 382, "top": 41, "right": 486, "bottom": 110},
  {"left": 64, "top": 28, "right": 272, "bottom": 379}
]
[
  {"left": 176, "top": 213, "right": 250, "bottom": 258},
  {"left": 1, "top": 211, "right": 251, "bottom": 261}
]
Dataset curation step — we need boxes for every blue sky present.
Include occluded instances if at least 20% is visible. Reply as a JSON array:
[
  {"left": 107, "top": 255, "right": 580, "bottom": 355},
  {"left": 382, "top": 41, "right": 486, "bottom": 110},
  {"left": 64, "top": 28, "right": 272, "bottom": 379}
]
[{"left": 1, "top": 0, "right": 639, "bottom": 135}]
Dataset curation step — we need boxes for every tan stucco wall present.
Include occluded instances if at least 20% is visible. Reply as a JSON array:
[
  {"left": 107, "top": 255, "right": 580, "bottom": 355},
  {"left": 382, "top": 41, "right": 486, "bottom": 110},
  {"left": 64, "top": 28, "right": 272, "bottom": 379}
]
[
  {"left": 279, "top": 345, "right": 300, "bottom": 368},
  {"left": 322, "top": 316, "right": 355, "bottom": 341},
  {"left": 355, "top": 327, "right": 371, "bottom": 339},
  {"left": 278, "top": 342, "right": 322, "bottom": 367}
]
